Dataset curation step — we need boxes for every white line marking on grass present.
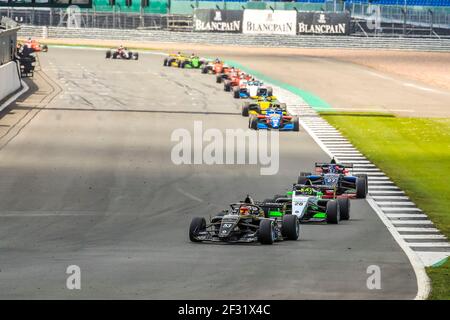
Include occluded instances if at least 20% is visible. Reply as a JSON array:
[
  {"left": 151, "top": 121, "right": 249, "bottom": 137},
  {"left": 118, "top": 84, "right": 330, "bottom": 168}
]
[
  {"left": 408, "top": 243, "right": 450, "bottom": 247},
  {"left": 397, "top": 228, "right": 440, "bottom": 233},
  {"left": 402, "top": 235, "right": 447, "bottom": 240}
]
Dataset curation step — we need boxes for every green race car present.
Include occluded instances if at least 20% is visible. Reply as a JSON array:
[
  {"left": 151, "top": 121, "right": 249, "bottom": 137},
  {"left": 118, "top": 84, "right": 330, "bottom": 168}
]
[
  {"left": 264, "top": 184, "right": 350, "bottom": 224},
  {"left": 181, "top": 56, "right": 205, "bottom": 69}
]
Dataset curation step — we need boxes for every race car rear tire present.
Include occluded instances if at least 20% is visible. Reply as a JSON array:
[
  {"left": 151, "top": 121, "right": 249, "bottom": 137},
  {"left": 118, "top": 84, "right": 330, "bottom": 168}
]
[
  {"left": 189, "top": 217, "right": 206, "bottom": 242},
  {"left": 163, "top": 58, "right": 168, "bottom": 66},
  {"left": 293, "top": 117, "right": 300, "bottom": 132},
  {"left": 242, "top": 103, "right": 249, "bottom": 117},
  {"left": 216, "top": 75, "right": 222, "bottom": 83},
  {"left": 356, "top": 174, "right": 369, "bottom": 193},
  {"left": 258, "top": 220, "right": 274, "bottom": 245},
  {"left": 338, "top": 198, "right": 350, "bottom": 220},
  {"left": 356, "top": 176, "right": 367, "bottom": 199},
  {"left": 233, "top": 87, "right": 240, "bottom": 99},
  {"left": 267, "top": 87, "right": 273, "bottom": 96},
  {"left": 106, "top": 51, "right": 111, "bottom": 59},
  {"left": 181, "top": 61, "right": 186, "bottom": 68},
  {"left": 42, "top": 45, "right": 48, "bottom": 52},
  {"left": 202, "top": 66, "right": 208, "bottom": 74},
  {"left": 224, "top": 81, "right": 231, "bottom": 92},
  {"left": 249, "top": 116, "right": 258, "bottom": 130},
  {"left": 300, "top": 172, "right": 312, "bottom": 177},
  {"left": 326, "top": 200, "right": 340, "bottom": 224},
  {"left": 282, "top": 214, "right": 300, "bottom": 240},
  {"left": 297, "top": 175, "right": 309, "bottom": 185}
]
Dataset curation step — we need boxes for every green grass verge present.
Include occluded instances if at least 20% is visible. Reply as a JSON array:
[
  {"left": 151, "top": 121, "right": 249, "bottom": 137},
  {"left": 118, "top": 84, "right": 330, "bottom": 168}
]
[
  {"left": 321, "top": 111, "right": 450, "bottom": 300},
  {"left": 427, "top": 258, "right": 450, "bottom": 300}
]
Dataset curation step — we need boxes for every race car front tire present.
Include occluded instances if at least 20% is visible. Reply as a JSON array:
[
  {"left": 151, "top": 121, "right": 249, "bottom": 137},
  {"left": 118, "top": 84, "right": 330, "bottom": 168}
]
[
  {"left": 258, "top": 220, "right": 274, "bottom": 245},
  {"left": 216, "top": 75, "right": 222, "bottom": 83},
  {"left": 249, "top": 116, "right": 258, "bottom": 130},
  {"left": 242, "top": 103, "right": 249, "bottom": 117},
  {"left": 189, "top": 217, "right": 206, "bottom": 242},
  {"left": 356, "top": 176, "right": 367, "bottom": 199},
  {"left": 106, "top": 51, "right": 111, "bottom": 59},
  {"left": 338, "top": 198, "right": 350, "bottom": 220},
  {"left": 233, "top": 86, "right": 240, "bottom": 98},
  {"left": 267, "top": 87, "right": 273, "bottom": 96},
  {"left": 282, "top": 214, "right": 300, "bottom": 240},
  {"left": 133, "top": 52, "right": 139, "bottom": 60},
  {"left": 202, "top": 66, "right": 208, "bottom": 74},
  {"left": 293, "top": 117, "right": 300, "bottom": 132},
  {"left": 326, "top": 200, "right": 340, "bottom": 224}
]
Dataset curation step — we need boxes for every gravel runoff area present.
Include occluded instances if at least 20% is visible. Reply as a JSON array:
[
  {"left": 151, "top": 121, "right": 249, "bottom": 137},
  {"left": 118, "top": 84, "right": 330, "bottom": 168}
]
[{"left": 23, "top": 38, "right": 450, "bottom": 117}]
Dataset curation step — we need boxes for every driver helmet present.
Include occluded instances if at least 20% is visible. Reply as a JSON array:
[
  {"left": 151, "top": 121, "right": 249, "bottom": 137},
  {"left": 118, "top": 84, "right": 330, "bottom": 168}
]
[
  {"left": 240, "top": 206, "right": 250, "bottom": 215},
  {"left": 301, "top": 187, "right": 315, "bottom": 195},
  {"left": 328, "top": 164, "right": 338, "bottom": 173}
]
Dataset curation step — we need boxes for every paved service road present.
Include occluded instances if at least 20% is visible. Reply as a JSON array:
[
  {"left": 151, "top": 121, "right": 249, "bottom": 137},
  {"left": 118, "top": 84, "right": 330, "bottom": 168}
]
[{"left": 0, "top": 48, "right": 417, "bottom": 299}]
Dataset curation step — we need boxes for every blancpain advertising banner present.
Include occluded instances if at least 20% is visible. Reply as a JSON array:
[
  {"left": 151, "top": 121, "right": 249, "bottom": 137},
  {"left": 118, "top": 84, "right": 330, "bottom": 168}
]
[
  {"left": 193, "top": 9, "right": 243, "bottom": 33},
  {"left": 243, "top": 9, "right": 297, "bottom": 36},
  {"left": 297, "top": 12, "right": 351, "bottom": 35}
]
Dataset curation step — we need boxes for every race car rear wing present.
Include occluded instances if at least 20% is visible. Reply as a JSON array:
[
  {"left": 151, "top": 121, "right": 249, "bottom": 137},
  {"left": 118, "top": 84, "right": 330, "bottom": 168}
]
[
  {"left": 314, "top": 162, "right": 353, "bottom": 168},
  {"left": 293, "top": 183, "right": 337, "bottom": 192}
]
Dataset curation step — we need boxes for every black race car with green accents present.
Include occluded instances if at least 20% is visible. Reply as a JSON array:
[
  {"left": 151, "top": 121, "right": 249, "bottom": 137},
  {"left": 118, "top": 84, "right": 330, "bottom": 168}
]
[{"left": 189, "top": 196, "right": 300, "bottom": 244}]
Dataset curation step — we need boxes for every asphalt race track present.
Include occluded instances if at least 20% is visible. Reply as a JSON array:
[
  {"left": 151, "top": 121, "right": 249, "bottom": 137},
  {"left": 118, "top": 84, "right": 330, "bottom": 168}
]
[{"left": 0, "top": 48, "right": 417, "bottom": 299}]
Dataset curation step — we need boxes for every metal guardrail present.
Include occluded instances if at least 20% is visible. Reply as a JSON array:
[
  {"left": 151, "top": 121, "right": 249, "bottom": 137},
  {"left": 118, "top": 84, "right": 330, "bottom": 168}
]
[
  {"left": 17, "top": 25, "right": 450, "bottom": 52},
  {"left": 1, "top": 6, "right": 450, "bottom": 36}
]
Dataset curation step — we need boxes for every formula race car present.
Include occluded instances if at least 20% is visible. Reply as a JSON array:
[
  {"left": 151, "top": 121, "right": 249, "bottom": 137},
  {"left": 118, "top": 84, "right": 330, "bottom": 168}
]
[
  {"left": 189, "top": 196, "right": 300, "bottom": 244},
  {"left": 163, "top": 53, "right": 187, "bottom": 67},
  {"left": 224, "top": 73, "right": 252, "bottom": 92},
  {"left": 232, "top": 80, "right": 274, "bottom": 99},
  {"left": 215, "top": 66, "right": 238, "bottom": 83},
  {"left": 202, "top": 60, "right": 230, "bottom": 75},
  {"left": 241, "top": 96, "right": 286, "bottom": 117},
  {"left": 106, "top": 46, "right": 139, "bottom": 60},
  {"left": 266, "top": 184, "right": 350, "bottom": 224},
  {"left": 249, "top": 108, "right": 299, "bottom": 131},
  {"left": 297, "top": 159, "right": 368, "bottom": 199},
  {"left": 21, "top": 39, "right": 48, "bottom": 53},
  {"left": 180, "top": 55, "right": 205, "bottom": 69}
]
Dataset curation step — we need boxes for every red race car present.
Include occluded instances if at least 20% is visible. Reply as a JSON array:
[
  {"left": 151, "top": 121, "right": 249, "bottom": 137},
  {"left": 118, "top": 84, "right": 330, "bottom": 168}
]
[
  {"left": 23, "top": 39, "right": 48, "bottom": 52},
  {"left": 224, "top": 73, "right": 251, "bottom": 92}
]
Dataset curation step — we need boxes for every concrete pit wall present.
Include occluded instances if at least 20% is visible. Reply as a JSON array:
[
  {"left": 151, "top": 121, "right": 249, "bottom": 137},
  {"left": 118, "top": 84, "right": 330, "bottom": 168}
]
[{"left": 0, "top": 61, "right": 21, "bottom": 111}]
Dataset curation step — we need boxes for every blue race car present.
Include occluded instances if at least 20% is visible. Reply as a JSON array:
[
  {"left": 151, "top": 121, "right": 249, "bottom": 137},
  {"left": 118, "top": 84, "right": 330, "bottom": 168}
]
[
  {"left": 297, "top": 159, "right": 368, "bottom": 199},
  {"left": 248, "top": 108, "right": 299, "bottom": 131}
]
